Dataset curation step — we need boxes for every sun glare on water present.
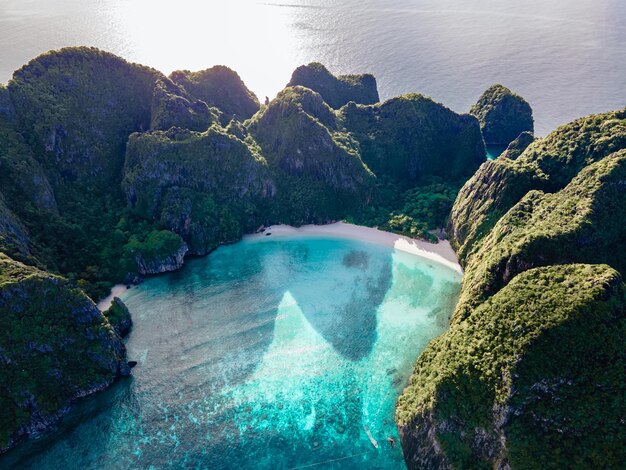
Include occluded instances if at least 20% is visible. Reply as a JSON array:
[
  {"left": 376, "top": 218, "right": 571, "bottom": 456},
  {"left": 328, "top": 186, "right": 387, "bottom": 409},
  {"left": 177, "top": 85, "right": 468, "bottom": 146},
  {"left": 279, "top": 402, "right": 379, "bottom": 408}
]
[{"left": 110, "top": 0, "right": 304, "bottom": 100}]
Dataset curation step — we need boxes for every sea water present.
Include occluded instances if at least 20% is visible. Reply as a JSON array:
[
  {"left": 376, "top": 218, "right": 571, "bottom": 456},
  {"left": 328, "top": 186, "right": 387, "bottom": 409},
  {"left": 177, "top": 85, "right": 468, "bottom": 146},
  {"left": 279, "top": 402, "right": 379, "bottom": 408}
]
[
  {"left": 2, "top": 236, "right": 461, "bottom": 469},
  {"left": 0, "top": 0, "right": 624, "bottom": 136}
]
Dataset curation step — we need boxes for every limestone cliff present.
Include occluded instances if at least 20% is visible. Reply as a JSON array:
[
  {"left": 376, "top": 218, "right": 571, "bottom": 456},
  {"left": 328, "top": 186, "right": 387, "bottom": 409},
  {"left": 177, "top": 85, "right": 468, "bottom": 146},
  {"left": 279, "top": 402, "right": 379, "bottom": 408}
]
[
  {"left": 150, "top": 78, "right": 220, "bottom": 132},
  {"left": 288, "top": 62, "right": 379, "bottom": 109},
  {"left": 448, "top": 108, "right": 626, "bottom": 264},
  {"left": 130, "top": 230, "right": 189, "bottom": 275},
  {"left": 399, "top": 109, "right": 626, "bottom": 468},
  {"left": 500, "top": 131, "right": 534, "bottom": 160},
  {"left": 397, "top": 264, "right": 625, "bottom": 470},
  {"left": 341, "top": 94, "right": 486, "bottom": 183},
  {"left": 0, "top": 196, "right": 31, "bottom": 261},
  {"left": 247, "top": 86, "right": 374, "bottom": 224},
  {"left": 123, "top": 126, "right": 272, "bottom": 255},
  {"left": 470, "top": 84, "right": 534, "bottom": 146},
  {"left": 455, "top": 149, "right": 626, "bottom": 320},
  {"left": 8, "top": 47, "right": 160, "bottom": 186},
  {"left": 170, "top": 66, "right": 260, "bottom": 122},
  {"left": 0, "top": 254, "right": 130, "bottom": 454}
]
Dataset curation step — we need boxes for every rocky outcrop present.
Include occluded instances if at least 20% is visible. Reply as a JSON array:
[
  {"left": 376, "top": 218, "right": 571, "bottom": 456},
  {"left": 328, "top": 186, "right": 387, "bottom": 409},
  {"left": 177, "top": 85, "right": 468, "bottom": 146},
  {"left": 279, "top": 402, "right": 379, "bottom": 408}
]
[
  {"left": 500, "top": 130, "right": 534, "bottom": 160},
  {"left": 150, "top": 78, "right": 220, "bottom": 132},
  {"left": 399, "top": 108, "right": 626, "bottom": 468},
  {"left": 0, "top": 196, "right": 31, "bottom": 260},
  {"left": 104, "top": 297, "right": 133, "bottom": 337},
  {"left": 170, "top": 66, "right": 260, "bottom": 122},
  {"left": 288, "top": 62, "right": 379, "bottom": 109},
  {"left": 8, "top": 47, "right": 160, "bottom": 186},
  {"left": 248, "top": 86, "right": 372, "bottom": 189},
  {"left": 398, "top": 264, "right": 625, "bottom": 470},
  {"left": 470, "top": 84, "right": 534, "bottom": 146},
  {"left": 130, "top": 230, "right": 189, "bottom": 275},
  {"left": 247, "top": 86, "right": 374, "bottom": 224},
  {"left": 449, "top": 108, "right": 626, "bottom": 264},
  {"left": 0, "top": 254, "right": 129, "bottom": 454},
  {"left": 455, "top": 149, "right": 626, "bottom": 319},
  {"left": 123, "top": 127, "right": 272, "bottom": 255},
  {"left": 341, "top": 94, "right": 485, "bottom": 183}
]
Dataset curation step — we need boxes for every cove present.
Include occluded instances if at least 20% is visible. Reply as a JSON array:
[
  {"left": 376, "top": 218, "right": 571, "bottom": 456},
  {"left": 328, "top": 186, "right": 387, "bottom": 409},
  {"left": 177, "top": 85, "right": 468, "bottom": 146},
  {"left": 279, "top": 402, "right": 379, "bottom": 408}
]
[{"left": 4, "top": 235, "right": 461, "bottom": 469}]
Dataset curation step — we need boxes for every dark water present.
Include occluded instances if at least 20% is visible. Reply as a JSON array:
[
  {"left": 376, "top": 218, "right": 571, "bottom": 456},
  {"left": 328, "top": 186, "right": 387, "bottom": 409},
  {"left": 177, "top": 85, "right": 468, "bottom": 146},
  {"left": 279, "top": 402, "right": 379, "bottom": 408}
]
[
  {"left": 1, "top": 237, "right": 461, "bottom": 469},
  {"left": 0, "top": 0, "right": 624, "bottom": 135}
]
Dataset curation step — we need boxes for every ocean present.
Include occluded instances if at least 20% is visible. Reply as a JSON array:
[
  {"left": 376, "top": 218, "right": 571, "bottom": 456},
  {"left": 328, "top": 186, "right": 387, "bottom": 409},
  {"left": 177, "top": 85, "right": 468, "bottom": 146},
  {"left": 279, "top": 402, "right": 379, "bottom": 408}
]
[{"left": 0, "top": 0, "right": 624, "bottom": 135}]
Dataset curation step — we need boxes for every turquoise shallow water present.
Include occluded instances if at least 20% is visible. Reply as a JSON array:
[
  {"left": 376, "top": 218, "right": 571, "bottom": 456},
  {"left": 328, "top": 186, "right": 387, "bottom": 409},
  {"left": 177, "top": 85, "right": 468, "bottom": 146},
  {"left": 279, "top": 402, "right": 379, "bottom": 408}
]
[{"left": 3, "top": 236, "right": 461, "bottom": 469}]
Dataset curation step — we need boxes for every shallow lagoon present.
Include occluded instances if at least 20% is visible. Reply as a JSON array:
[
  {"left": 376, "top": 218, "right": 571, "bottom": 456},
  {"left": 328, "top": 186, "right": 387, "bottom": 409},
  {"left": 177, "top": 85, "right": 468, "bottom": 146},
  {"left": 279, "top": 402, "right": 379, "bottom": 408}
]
[{"left": 4, "top": 236, "right": 461, "bottom": 469}]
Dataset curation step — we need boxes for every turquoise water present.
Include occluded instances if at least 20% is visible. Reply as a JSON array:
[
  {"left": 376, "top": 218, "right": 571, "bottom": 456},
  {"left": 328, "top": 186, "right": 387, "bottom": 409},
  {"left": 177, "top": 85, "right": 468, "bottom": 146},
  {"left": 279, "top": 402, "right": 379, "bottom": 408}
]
[
  {"left": 486, "top": 145, "right": 508, "bottom": 160},
  {"left": 2, "top": 236, "right": 461, "bottom": 469}
]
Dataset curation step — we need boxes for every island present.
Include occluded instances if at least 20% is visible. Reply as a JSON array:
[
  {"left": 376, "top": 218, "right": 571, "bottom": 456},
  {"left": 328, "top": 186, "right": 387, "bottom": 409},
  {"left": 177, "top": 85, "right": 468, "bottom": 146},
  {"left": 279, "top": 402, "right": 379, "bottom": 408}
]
[{"left": 0, "top": 47, "right": 624, "bottom": 468}]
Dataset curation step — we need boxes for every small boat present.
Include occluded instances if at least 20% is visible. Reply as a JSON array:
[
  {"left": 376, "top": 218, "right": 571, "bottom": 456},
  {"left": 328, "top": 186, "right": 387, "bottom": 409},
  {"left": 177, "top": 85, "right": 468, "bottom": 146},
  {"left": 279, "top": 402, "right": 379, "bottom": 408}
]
[{"left": 364, "top": 425, "right": 379, "bottom": 449}]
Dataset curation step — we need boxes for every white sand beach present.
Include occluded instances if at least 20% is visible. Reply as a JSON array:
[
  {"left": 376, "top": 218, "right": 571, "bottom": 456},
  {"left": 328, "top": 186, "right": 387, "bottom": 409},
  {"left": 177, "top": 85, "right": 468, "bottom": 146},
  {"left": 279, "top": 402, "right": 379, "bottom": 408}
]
[
  {"left": 98, "top": 222, "right": 462, "bottom": 309},
  {"left": 97, "top": 283, "right": 128, "bottom": 311},
  {"left": 245, "top": 222, "right": 462, "bottom": 274}
]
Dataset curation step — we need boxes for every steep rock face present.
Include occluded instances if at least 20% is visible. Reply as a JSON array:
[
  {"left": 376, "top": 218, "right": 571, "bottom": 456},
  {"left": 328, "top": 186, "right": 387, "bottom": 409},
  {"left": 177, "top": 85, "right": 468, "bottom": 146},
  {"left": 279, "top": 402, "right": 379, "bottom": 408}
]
[
  {"left": 170, "top": 66, "right": 260, "bottom": 122},
  {"left": 341, "top": 94, "right": 485, "bottom": 183},
  {"left": 0, "top": 48, "right": 166, "bottom": 298},
  {"left": 454, "top": 150, "right": 626, "bottom": 319},
  {"left": 0, "top": 115, "right": 57, "bottom": 214},
  {"left": 449, "top": 109, "right": 626, "bottom": 263},
  {"left": 130, "top": 230, "right": 189, "bottom": 275},
  {"left": 150, "top": 78, "right": 220, "bottom": 132},
  {"left": 103, "top": 297, "right": 132, "bottom": 337},
  {"left": 402, "top": 109, "right": 626, "bottom": 468},
  {"left": 8, "top": 47, "right": 160, "bottom": 186},
  {"left": 470, "top": 84, "right": 534, "bottom": 146},
  {"left": 0, "top": 196, "right": 31, "bottom": 260},
  {"left": 0, "top": 254, "right": 129, "bottom": 454},
  {"left": 123, "top": 126, "right": 272, "bottom": 255},
  {"left": 397, "top": 264, "right": 625, "bottom": 470},
  {"left": 247, "top": 86, "right": 374, "bottom": 223},
  {"left": 287, "top": 62, "right": 379, "bottom": 109},
  {"left": 500, "top": 131, "right": 534, "bottom": 160}
]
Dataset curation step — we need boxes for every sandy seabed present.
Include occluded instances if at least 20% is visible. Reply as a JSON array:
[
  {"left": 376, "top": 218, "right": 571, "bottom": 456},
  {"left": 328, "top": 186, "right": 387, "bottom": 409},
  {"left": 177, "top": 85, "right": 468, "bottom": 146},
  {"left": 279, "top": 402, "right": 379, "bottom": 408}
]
[{"left": 98, "top": 222, "right": 462, "bottom": 311}]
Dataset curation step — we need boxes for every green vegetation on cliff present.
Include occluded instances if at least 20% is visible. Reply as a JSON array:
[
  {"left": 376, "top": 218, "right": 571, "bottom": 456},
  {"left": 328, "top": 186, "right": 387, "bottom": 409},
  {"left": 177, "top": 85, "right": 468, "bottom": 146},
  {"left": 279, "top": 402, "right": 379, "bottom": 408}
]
[
  {"left": 170, "top": 66, "right": 260, "bottom": 122},
  {"left": 397, "top": 264, "right": 625, "bottom": 470},
  {"left": 288, "top": 62, "right": 379, "bottom": 109},
  {"left": 8, "top": 47, "right": 159, "bottom": 184},
  {"left": 104, "top": 297, "right": 132, "bottom": 337},
  {"left": 399, "top": 107, "right": 626, "bottom": 469},
  {"left": 247, "top": 86, "right": 374, "bottom": 224},
  {"left": 341, "top": 94, "right": 486, "bottom": 183},
  {"left": 124, "top": 125, "right": 271, "bottom": 255},
  {"left": 449, "top": 108, "right": 626, "bottom": 264},
  {"left": 470, "top": 84, "right": 534, "bottom": 146},
  {"left": 0, "top": 254, "right": 130, "bottom": 453},
  {"left": 150, "top": 78, "right": 220, "bottom": 132},
  {"left": 455, "top": 150, "right": 626, "bottom": 319}
]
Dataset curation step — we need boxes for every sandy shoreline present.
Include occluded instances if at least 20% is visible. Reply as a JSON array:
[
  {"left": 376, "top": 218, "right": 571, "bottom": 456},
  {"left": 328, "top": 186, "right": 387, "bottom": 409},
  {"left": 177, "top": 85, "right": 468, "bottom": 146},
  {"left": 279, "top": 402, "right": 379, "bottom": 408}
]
[
  {"left": 98, "top": 222, "right": 462, "bottom": 310},
  {"left": 244, "top": 222, "right": 462, "bottom": 273},
  {"left": 96, "top": 284, "right": 128, "bottom": 311}
]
